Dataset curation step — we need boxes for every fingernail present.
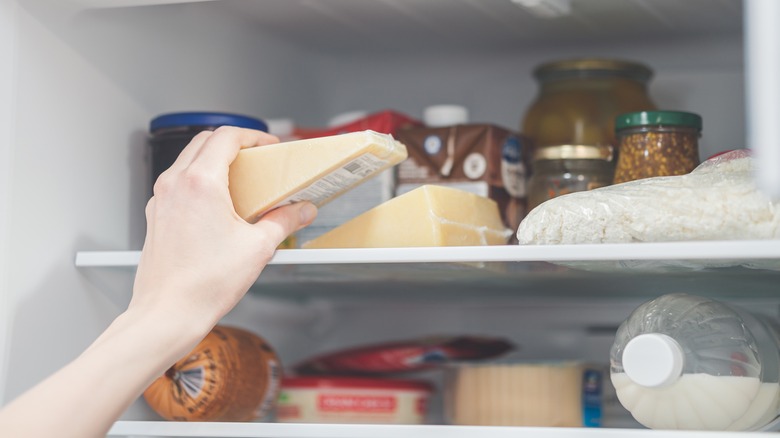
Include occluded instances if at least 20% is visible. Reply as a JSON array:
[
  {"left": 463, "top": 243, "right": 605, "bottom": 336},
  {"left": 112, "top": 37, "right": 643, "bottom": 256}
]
[{"left": 299, "top": 202, "right": 317, "bottom": 225}]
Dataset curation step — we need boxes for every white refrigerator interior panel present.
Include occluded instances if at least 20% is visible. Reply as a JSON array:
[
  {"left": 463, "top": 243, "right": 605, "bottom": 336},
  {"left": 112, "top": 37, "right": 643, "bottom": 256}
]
[
  {"left": 0, "top": 0, "right": 19, "bottom": 407},
  {"left": 3, "top": 2, "right": 147, "bottom": 408}
]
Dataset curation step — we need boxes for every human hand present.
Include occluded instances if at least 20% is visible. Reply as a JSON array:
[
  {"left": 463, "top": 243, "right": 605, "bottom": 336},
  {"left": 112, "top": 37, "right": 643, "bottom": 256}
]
[{"left": 129, "top": 126, "right": 317, "bottom": 333}]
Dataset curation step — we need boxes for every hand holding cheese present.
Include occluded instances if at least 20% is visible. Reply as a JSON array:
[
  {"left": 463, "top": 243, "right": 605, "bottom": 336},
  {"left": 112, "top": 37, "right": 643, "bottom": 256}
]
[
  {"left": 304, "top": 185, "right": 512, "bottom": 248},
  {"left": 229, "top": 130, "right": 408, "bottom": 223},
  {"left": 0, "top": 127, "right": 318, "bottom": 438},
  {"left": 132, "top": 126, "right": 317, "bottom": 328}
]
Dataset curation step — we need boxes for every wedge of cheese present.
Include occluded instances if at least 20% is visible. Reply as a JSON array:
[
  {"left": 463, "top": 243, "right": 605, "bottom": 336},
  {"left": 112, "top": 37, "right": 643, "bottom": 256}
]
[
  {"left": 303, "top": 185, "right": 511, "bottom": 248},
  {"left": 229, "top": 130, "right": 408, "bottom": 223}
]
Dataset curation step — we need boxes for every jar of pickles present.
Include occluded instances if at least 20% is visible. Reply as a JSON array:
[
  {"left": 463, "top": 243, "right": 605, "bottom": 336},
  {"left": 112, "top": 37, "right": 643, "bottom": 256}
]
[
  {"left": 522, "top": 59, "right": 657, "bottom": 151},
  {"left": 528, "top": 145, "right": 615, "bottom": 211},
  {"left": 613, "top": 111, "right": 701, "bottom": 184}
]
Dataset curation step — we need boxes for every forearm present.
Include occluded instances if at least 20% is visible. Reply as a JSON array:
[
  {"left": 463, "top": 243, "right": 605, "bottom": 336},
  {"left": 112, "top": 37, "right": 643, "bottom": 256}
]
[{"left": 0, "top": 306, "right": 209, "bottom": 438}]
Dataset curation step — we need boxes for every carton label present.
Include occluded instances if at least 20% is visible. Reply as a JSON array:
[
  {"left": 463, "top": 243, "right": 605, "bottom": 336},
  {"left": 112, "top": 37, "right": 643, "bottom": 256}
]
[{"left": 272, "top": 153, "right": 388, "bottom": 209}]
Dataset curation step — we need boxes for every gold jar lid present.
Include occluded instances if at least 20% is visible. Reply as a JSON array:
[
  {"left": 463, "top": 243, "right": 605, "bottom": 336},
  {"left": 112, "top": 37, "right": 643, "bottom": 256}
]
[
  {"left": 533, "top": 144, "right": 614, "bottom": 162},
  {"left": 533, "top": 58, "right": 653, "bottom": 84}
]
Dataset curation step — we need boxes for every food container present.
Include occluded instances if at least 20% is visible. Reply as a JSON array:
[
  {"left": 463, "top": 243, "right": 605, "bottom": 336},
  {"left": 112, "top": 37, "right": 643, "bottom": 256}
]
[
  {"left": 527, "top": 144, "right": 614, "bottom": 211},
  {"left": 395, "top": 123, "right": 531, "bottom": 232},
  {"left": 444, "top": 361, "right": 600, "bottom": 427},
  {"left": 148, "top": 111, "right": 268, "bottom": 189},
  {"left": 521, "top": 58, "right": 656, "bottom": 153},
  {"left": 613, "top": 110, "right": 702, "bottom": 184},
  {"left": 276, "top": 376, "right": 433, "bottom": 424}
]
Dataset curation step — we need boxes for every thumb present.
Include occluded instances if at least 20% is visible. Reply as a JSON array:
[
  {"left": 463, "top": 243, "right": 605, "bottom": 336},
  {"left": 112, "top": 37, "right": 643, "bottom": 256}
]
[{"left": 253, "top": 202, "right": 318, "bottom": 245}]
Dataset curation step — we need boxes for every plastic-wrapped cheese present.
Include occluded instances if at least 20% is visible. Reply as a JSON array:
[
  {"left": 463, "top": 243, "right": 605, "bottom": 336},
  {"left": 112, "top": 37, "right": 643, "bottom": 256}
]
[
  {"left": 303, "top": 185, "right": 511, "bottom": 248},
  {"left": 516, "top": 150, "right": 780, "bottom": 245},
  {"left": 229, "top": 130, "right": 407, "bottom": 223}
]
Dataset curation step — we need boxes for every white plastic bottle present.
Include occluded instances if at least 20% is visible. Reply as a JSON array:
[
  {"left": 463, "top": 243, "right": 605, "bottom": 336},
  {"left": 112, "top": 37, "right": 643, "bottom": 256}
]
[{"left": 610, "top": 293, "right": 780, "bottom": 431}]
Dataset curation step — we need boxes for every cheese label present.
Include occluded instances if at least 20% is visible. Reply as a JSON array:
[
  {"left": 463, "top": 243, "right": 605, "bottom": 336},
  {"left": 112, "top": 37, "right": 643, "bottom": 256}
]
[{"left": 270, "top": 153, "right": 389, "bottom": 209}]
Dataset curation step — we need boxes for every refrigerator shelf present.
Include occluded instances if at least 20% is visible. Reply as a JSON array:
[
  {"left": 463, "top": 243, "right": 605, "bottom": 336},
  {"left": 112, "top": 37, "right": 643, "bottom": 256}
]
[
  {"left": 107, "top": 421, "right": 762, "bottom": 438},
  {"left": 75, "top": 240, "right": 780, "bottom": 267},
  {"left": 75, "top": 241, "right": 780, "bottom": 300}
]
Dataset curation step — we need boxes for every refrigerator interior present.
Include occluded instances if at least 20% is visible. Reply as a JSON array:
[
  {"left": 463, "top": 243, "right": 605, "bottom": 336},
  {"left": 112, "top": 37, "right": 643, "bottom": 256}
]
[{"left": 2, "top": 0, "right": 779, "bottom": 435}]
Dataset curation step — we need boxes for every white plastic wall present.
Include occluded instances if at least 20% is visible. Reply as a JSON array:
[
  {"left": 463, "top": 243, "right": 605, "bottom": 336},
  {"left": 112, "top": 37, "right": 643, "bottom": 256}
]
[{"left": 0, "top": 0, "right": 19, "bottom": 407}]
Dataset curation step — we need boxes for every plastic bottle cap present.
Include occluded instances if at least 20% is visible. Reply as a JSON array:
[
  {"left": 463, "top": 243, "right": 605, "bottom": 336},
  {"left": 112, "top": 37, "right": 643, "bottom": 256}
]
[
  {"left": 423, "top": 105, "right": 469, "bottom": 127},
  {"left": 622, "top": 333, "right": 684, "bottom": 388}
]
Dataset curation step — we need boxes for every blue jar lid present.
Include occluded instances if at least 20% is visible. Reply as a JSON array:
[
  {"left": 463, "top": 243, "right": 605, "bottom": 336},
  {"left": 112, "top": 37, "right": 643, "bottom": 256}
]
[{"left": 150, "top": 112, "right": 268, "bottom": 132}]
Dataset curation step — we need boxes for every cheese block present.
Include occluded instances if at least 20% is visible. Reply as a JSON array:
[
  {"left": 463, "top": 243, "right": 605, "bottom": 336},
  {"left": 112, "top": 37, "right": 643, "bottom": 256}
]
[
  {"left": 302, "top": 185, "right": 511, "bottom": 248},
  {"left": 229, "top": 130, "right": 408, "bottom": 223}
]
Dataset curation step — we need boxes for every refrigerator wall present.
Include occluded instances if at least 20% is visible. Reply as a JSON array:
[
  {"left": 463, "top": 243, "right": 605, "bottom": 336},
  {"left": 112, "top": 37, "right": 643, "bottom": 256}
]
[{"left": 1, "top": 0, "right": 778, "bottom": 434}]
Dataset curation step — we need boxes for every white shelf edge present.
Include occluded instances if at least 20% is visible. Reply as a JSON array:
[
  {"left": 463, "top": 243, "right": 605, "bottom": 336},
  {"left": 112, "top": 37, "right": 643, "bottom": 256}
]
[
  {"left": 75, "top": 240, "right": 780, "bottom": 268},
  {"left": 107, "top": 421, "right": 758, "bottom": 438}
]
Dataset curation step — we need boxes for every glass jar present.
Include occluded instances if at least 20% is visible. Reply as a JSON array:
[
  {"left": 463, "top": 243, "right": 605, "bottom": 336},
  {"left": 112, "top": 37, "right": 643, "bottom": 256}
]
[
  {"left": 528, "top": 144, "right": 614, "bottom": 211},
  {"left": 613, "top": 110, "right": 701, "bottom": 184},
  {"left": 149, "top": 112, "right": 268, "bottom": 189},
  {"left": 522, "top": 59, "right": 657, "bottom": 151}
]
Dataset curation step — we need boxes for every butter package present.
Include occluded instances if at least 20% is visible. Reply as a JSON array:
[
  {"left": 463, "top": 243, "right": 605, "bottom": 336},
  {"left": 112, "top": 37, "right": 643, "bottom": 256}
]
[
  {"left": 302, "top": 185, "right": 511, "bottom": 249},
  {"left": 395, "top": 124, "right": 531, "bottom": 232},
  {"left": 228, "top": 130, "right": 407, "bottom": 223}
]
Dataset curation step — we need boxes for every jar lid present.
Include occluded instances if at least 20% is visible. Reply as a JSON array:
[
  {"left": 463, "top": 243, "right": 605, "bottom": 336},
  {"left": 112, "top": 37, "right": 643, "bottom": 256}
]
[
  {"left": 533, "top": 144, "right": 614, "bottom": 161},
  {"left": 150, "top": 112, "right": 268, "bottom": 132},
  {"left": 615, "top": 111, "right": 702, "bottom": 131},
  {"left": 533, "top": 58, "right": 653, "bottom": 83}
]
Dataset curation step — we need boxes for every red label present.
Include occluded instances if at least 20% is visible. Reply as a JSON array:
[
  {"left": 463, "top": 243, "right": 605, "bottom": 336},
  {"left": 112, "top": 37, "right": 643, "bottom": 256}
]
[{"left": 318, "top": 394, "right": 397, "bottom": 413}]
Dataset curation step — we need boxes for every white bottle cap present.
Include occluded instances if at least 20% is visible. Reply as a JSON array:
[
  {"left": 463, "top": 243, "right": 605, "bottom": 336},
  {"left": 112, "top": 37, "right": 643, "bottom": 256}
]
[
  {"left": 423, "top": 105, "right": 469, "bottom": 127},
  {"left": 622, "top": 333, "right": 684, "bottom": 388},
  {"left": 328, "top": 110, "right": 368, "bottom": 127},
  {"left": 265, "top": 118, "right": 295, "bottom": 137}
]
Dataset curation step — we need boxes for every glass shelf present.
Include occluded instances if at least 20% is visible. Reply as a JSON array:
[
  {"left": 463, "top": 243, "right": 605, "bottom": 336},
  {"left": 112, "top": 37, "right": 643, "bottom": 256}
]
[
  {"left": 76, "top": 241, "right": 780, "bottom": 301},
  {"left": 107, "top": 420, "right": 763, "bottom": 438}
]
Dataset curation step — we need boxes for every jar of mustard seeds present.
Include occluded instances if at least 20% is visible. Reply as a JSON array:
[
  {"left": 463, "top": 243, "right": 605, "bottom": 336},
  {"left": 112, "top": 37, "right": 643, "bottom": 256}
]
[{"left": 613, "top": 111, "right": 701, "bottom": 184}]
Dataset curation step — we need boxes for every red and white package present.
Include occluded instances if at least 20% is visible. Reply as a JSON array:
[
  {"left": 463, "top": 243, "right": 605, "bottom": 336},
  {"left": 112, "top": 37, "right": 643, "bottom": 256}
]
[
  {"left": 295, "top": 336, "right": 514, "bottom": 375},
  {"left": 293, "top": 110, "right": 422, "bottom": 139}
]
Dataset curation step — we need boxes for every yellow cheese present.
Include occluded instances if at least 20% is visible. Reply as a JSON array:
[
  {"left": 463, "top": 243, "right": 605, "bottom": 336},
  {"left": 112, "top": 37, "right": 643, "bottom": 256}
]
[
  {"left": 229, "top": 130, "right": 408, "bottom": 223},
  {"left": 302, "top": 185, "right": 511, "bottom": 248}
]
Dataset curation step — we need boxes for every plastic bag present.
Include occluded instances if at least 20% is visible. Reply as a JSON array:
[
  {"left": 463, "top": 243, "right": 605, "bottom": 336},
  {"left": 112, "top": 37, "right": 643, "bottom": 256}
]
[{"left": 515, "top": 150, "right": 780, "bottom": 271}]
